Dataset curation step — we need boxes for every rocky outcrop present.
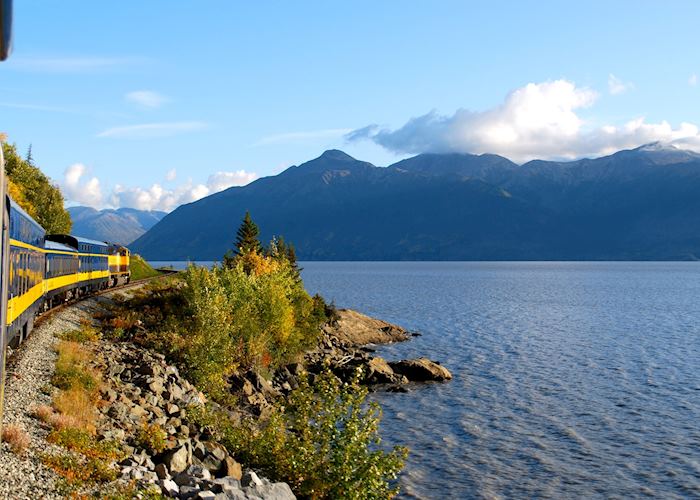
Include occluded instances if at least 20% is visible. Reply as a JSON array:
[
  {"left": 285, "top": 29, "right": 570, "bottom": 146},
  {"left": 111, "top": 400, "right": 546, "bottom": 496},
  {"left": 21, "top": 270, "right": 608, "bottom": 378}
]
[
  {"left": 94, "top": 342, "right": 295, "bottom": 499},
  {"left": 389, "top": 358, "right": 453, "bottom": 381},
  {"left": 323, "top": 309, "right": 410, "bottom": 346}
]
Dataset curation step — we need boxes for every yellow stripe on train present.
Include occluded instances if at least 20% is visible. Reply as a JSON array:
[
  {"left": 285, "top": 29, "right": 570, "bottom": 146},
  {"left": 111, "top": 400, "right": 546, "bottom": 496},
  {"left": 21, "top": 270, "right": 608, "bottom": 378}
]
[{"left": 7, "top": 270, "right": 111, "bottom": 325}]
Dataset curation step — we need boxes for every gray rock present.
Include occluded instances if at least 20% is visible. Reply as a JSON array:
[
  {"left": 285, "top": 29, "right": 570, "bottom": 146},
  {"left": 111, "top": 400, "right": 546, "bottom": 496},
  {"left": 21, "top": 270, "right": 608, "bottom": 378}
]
[
  {"left": 180, "top": 485, "right": 202, "bottom": 499},
  {"left": 186, "top": 464, "right": 212, "bottom": 481},
  {"left": 197, "top": 491, "right": 216, "bottom": 499},
  {"left": 206, "top": 442, "right": 228, "bottom": 461},
  {"left": 245, "top": 482, "right": 296, "bottom": 500},
  {"left": 160, "top": 478, "right": 180, "bottom": 497},
  {"left": 164, "top": 445, "right": 189, "bottom": 473},
  {"left": 241, "top": 471, "right": 264, "bottom": 488}
]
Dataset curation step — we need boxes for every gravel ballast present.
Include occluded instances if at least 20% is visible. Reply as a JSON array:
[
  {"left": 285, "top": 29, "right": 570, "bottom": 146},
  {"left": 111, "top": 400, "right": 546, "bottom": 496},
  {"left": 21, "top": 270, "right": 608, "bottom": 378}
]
[{"left": 0, "top": 285, "right": 145, "bottom": 499}]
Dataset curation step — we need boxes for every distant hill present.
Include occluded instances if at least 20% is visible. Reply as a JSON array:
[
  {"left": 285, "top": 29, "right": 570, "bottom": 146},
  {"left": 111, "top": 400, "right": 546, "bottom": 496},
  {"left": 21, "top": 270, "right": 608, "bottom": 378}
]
[
  {"left": 131, "top": 144, "right": 700, "bottom": 261},
  {"left": 68, "top": 206, "right": 166, "bottom": 245}
]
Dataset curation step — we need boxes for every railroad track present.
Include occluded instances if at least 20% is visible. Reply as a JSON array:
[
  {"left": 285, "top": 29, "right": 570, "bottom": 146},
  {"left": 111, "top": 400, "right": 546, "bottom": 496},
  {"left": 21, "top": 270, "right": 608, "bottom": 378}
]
[{"left": 6, "top": 272, "right": 174, "bottom": 363}]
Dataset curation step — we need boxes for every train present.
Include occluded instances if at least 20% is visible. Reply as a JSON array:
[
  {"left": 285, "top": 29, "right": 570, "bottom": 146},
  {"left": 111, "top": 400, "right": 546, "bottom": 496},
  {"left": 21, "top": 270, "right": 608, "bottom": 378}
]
[{"left": 7, "top": 198, "right": 131, "bottom": 347}]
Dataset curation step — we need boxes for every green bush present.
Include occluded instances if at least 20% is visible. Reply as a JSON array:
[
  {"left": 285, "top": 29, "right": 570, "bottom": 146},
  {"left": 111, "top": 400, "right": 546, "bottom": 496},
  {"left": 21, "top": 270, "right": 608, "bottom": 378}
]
[
  {"left": 135, "top": 422, "right": 167, "bottom": 454},
  {"left": 191, "top": 370, "right": 408, "bottom": 499},
  {"left": 125, "top": 260, "right": 326, "bottom": 400}
]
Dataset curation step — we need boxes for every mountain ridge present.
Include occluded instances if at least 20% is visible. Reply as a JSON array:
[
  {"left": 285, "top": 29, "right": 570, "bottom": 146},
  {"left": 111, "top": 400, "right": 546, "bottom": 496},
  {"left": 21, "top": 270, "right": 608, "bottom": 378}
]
[
  {"left": 131, "top": 144, "right": 700, "bottom": 261},
  {"left": 69, "top": 206, "right": 166, "bottom": 245}
]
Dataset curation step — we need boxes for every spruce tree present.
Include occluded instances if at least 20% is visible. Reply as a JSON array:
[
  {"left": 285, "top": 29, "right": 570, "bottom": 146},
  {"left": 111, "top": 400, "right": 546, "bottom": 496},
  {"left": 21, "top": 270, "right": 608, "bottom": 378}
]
[{"left": 235, "top": 211, "right": 262, "bottom": 256}]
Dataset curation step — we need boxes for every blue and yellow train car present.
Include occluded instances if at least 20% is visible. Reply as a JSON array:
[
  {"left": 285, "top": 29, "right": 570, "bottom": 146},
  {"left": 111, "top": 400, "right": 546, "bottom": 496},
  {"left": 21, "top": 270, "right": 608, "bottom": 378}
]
[
  {"left": 7, "top": 199, "right": 46, "bottom": 346},
  {"left": 46, "top": 235, "right": 110, "bottom": 295}
]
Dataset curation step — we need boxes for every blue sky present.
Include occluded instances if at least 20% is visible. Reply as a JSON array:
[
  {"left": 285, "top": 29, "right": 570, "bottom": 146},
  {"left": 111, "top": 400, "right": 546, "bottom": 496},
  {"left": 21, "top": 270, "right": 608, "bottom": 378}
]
[{"left": 2, "top": 1, "right": 700, "bottom": 211}]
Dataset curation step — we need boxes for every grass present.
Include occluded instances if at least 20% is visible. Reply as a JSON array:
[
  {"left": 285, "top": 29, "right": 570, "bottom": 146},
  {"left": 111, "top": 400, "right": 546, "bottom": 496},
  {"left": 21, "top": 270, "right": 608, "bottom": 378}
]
[
  {"left": 2, "top": 423, "right": 30, "bottom": 454},
  {"left": 39, "top": 327, "right": 123, "bottom": 491},
  {"left": 58, "top": 319, "right": 99, "bottom": 343},
  {"left": 130, "top": 254, "right": 162, "bottom": 281}
]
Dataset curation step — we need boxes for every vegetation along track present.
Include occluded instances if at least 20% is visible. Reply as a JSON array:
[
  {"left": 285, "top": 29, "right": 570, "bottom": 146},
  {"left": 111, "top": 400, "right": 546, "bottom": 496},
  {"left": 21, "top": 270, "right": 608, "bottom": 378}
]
[{"left": 0, "top": 276, "right": 160, "bottom": 498}]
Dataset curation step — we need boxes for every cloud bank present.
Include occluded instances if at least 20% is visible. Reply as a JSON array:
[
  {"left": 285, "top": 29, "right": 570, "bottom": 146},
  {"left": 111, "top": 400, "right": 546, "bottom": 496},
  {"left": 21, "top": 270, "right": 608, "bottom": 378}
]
[
  {"left": 63, "top": 166, "right": 258, "bottom": 212},
  {"left": 346, "top": 79, "right": 700, "bottom": 163}
]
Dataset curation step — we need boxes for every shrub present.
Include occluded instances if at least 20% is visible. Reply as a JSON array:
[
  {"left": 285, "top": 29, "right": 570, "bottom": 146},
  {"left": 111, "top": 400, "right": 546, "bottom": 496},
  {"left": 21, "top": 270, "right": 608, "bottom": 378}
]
[
  {"left": 135, "top": 422, "right": 167, "bottom": 454},
  {"left": 190, "top": 371, "right": 408, "bottom": 499},
  {"left": 2, "top": 423, "right": 30, "bottom": 454},
  {"left": 33, "top": 404, "right": 54, "bottom": 423},
  {"left": 48, "top": 428, "right": 122, "bottom": 460},
  {"left": 59, "top": 321, "right": 99, "bottom": 343},
  {"left": 117, "top": 259, "right": 327, "bottom": 401},
  {"left": 42, "top": 452, "right": 119, "bottom": 487}
]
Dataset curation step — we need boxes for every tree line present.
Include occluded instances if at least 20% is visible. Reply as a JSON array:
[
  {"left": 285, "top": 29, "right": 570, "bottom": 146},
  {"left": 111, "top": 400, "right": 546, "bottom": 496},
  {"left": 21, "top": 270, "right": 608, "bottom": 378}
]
[{"left": 1, "top": 138, "right": 72, "bottom": 234}]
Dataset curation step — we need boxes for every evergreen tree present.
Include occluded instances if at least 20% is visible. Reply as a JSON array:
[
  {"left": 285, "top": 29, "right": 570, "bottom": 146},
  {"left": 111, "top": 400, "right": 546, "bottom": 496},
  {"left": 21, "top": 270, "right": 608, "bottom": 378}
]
[
  {"left": 287, "top": 243, "right": 301, "bottom": 281},
  {"left": 235, "top": 211, "right": 262, "bottom": 255},
  {"left": 25, "top": 144, "right": 34, "bottom": 166},
  {"left": 224, "top": 211, "right": 262, "bottom": 269}
]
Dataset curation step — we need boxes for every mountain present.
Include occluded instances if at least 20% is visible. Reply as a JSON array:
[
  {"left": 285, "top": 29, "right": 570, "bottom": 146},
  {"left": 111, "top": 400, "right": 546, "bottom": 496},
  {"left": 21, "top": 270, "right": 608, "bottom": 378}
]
[
  {"left": 68, "top": 206, "right": 167, "bottom": 245},
  {"left": 131, "top": 144, "right": 700, "bottom": 261}
]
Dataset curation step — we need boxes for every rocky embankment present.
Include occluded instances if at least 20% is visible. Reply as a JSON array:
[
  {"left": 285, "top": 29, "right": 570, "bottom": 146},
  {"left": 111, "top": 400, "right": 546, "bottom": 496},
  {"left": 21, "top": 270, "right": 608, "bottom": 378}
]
[
  {"left": 96, "top": 342, "right": 294, "bottom": 499},
  {"left": 1, "top": 292, "right": 449, "bottom": 499}
]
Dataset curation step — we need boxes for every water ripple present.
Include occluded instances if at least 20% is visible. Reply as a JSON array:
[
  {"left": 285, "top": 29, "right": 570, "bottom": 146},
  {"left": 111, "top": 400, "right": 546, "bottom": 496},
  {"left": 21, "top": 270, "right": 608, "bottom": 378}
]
[{"left": 301, "top": 262, "right": 700, "bottom": 499}]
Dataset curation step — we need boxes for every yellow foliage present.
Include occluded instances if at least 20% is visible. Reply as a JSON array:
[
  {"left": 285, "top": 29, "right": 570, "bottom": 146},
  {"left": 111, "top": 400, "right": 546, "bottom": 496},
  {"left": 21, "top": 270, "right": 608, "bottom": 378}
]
[{"left": 238, "top": 251, "right": 280, "bottom": 276}]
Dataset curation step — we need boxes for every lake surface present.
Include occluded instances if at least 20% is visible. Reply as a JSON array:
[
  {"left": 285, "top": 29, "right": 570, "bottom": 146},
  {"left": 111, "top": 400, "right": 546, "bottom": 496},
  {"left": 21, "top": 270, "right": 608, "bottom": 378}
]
[
  {"left": 150, "top": 261, "right": 700, "bottom": 498},
  {"left": 297, "top": 262, "right": 700, "bottom": 499}
]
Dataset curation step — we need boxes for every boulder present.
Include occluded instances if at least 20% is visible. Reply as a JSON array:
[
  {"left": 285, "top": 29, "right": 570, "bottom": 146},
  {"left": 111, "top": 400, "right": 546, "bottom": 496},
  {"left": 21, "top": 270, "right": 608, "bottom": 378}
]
[
  {"left": 160, "top": 478, "right": 179, "bottom": 497},
  {"left": 366, "top": 357, "right": 397, "bottom": 384},
  {"left": 164, "top": 445, "right": 190, "bottom": 473},
  {"left": 245, "top": 482, "right": 296, "bottom": 500},
  {"left": 323, "top": 309, "right": 410, "bottom": 346},
  {"left": 388, "top": 358, "right": 452, "bottom": 382}
]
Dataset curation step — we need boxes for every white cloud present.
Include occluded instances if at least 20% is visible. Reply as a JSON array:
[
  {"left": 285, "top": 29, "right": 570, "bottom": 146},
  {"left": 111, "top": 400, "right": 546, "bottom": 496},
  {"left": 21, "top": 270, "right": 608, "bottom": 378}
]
[
  {"left": 347, "top": 79, "right": 700, "bottom": 163},
  {"left": 96, "top": 121, "right": 207, "bottom": 139},
  {"left": 689, "top": 74, "right": 698, "bottom": 87},
  {"left": 206, "top": 171, "right": 258, "bottom": 192},
  {"left": 63, "top": 164, "right": 258, "bottom": 212},
  {"left": 125, "top": 90, "right": 168, "bottom": 108},
  {"left": 608, "top": 74, "right": 634, "bottom": 95},
  {"left": 109, "top": 169, "right": 257, "bottom": 211},
  {"left": 62, "top": 164, "right": 103, "bottom": 207},
  {"left": 165, "top": 169, "right": 177, "bottom": 181},
  {"left": 253, "top": 128, "right": 352, "bottom": 146}
]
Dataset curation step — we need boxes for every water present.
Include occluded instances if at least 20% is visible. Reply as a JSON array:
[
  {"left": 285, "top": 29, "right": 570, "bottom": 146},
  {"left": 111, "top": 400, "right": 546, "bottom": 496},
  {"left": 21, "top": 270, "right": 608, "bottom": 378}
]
[{"left": 297, "top": 262, "right": 700, "bottom": 499}]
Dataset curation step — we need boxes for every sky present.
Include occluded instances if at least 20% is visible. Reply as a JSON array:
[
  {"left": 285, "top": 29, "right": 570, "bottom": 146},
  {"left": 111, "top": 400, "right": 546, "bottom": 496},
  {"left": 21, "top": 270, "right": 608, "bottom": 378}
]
[{"left": 2, "top": 1, "right": 700, "bottom": 211}]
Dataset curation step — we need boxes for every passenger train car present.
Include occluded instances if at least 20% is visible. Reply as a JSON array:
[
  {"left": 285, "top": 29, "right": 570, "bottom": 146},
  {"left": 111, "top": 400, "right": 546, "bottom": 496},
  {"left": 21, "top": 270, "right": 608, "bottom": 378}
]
[{"left": 6, "top": 200, "right": 131, "bottom": 346}]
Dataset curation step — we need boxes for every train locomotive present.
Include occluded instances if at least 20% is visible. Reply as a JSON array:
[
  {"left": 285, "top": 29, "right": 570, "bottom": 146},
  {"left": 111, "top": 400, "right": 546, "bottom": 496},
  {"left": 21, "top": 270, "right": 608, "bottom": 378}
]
[{"left": 7, "top": 198, "right": 131, "bottom": 347}]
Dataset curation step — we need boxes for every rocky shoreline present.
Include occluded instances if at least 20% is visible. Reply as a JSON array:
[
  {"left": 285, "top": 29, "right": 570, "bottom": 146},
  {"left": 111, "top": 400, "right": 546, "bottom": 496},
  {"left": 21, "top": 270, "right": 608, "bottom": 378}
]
[{"left": 0, "top": 287, "right": 451, "bottom": 499}]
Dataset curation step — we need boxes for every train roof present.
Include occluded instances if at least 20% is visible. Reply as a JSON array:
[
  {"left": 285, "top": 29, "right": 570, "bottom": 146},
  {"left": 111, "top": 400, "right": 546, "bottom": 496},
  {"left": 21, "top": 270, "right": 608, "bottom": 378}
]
[
  {"left": 9, "top": 197, "right": 45, "bottom": 233},
  {"left": 73, "top": 236, "right": 109, "bottom": 247},
  {"left": 44, "top": 240, "right": 78, "bottom": 253}
]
